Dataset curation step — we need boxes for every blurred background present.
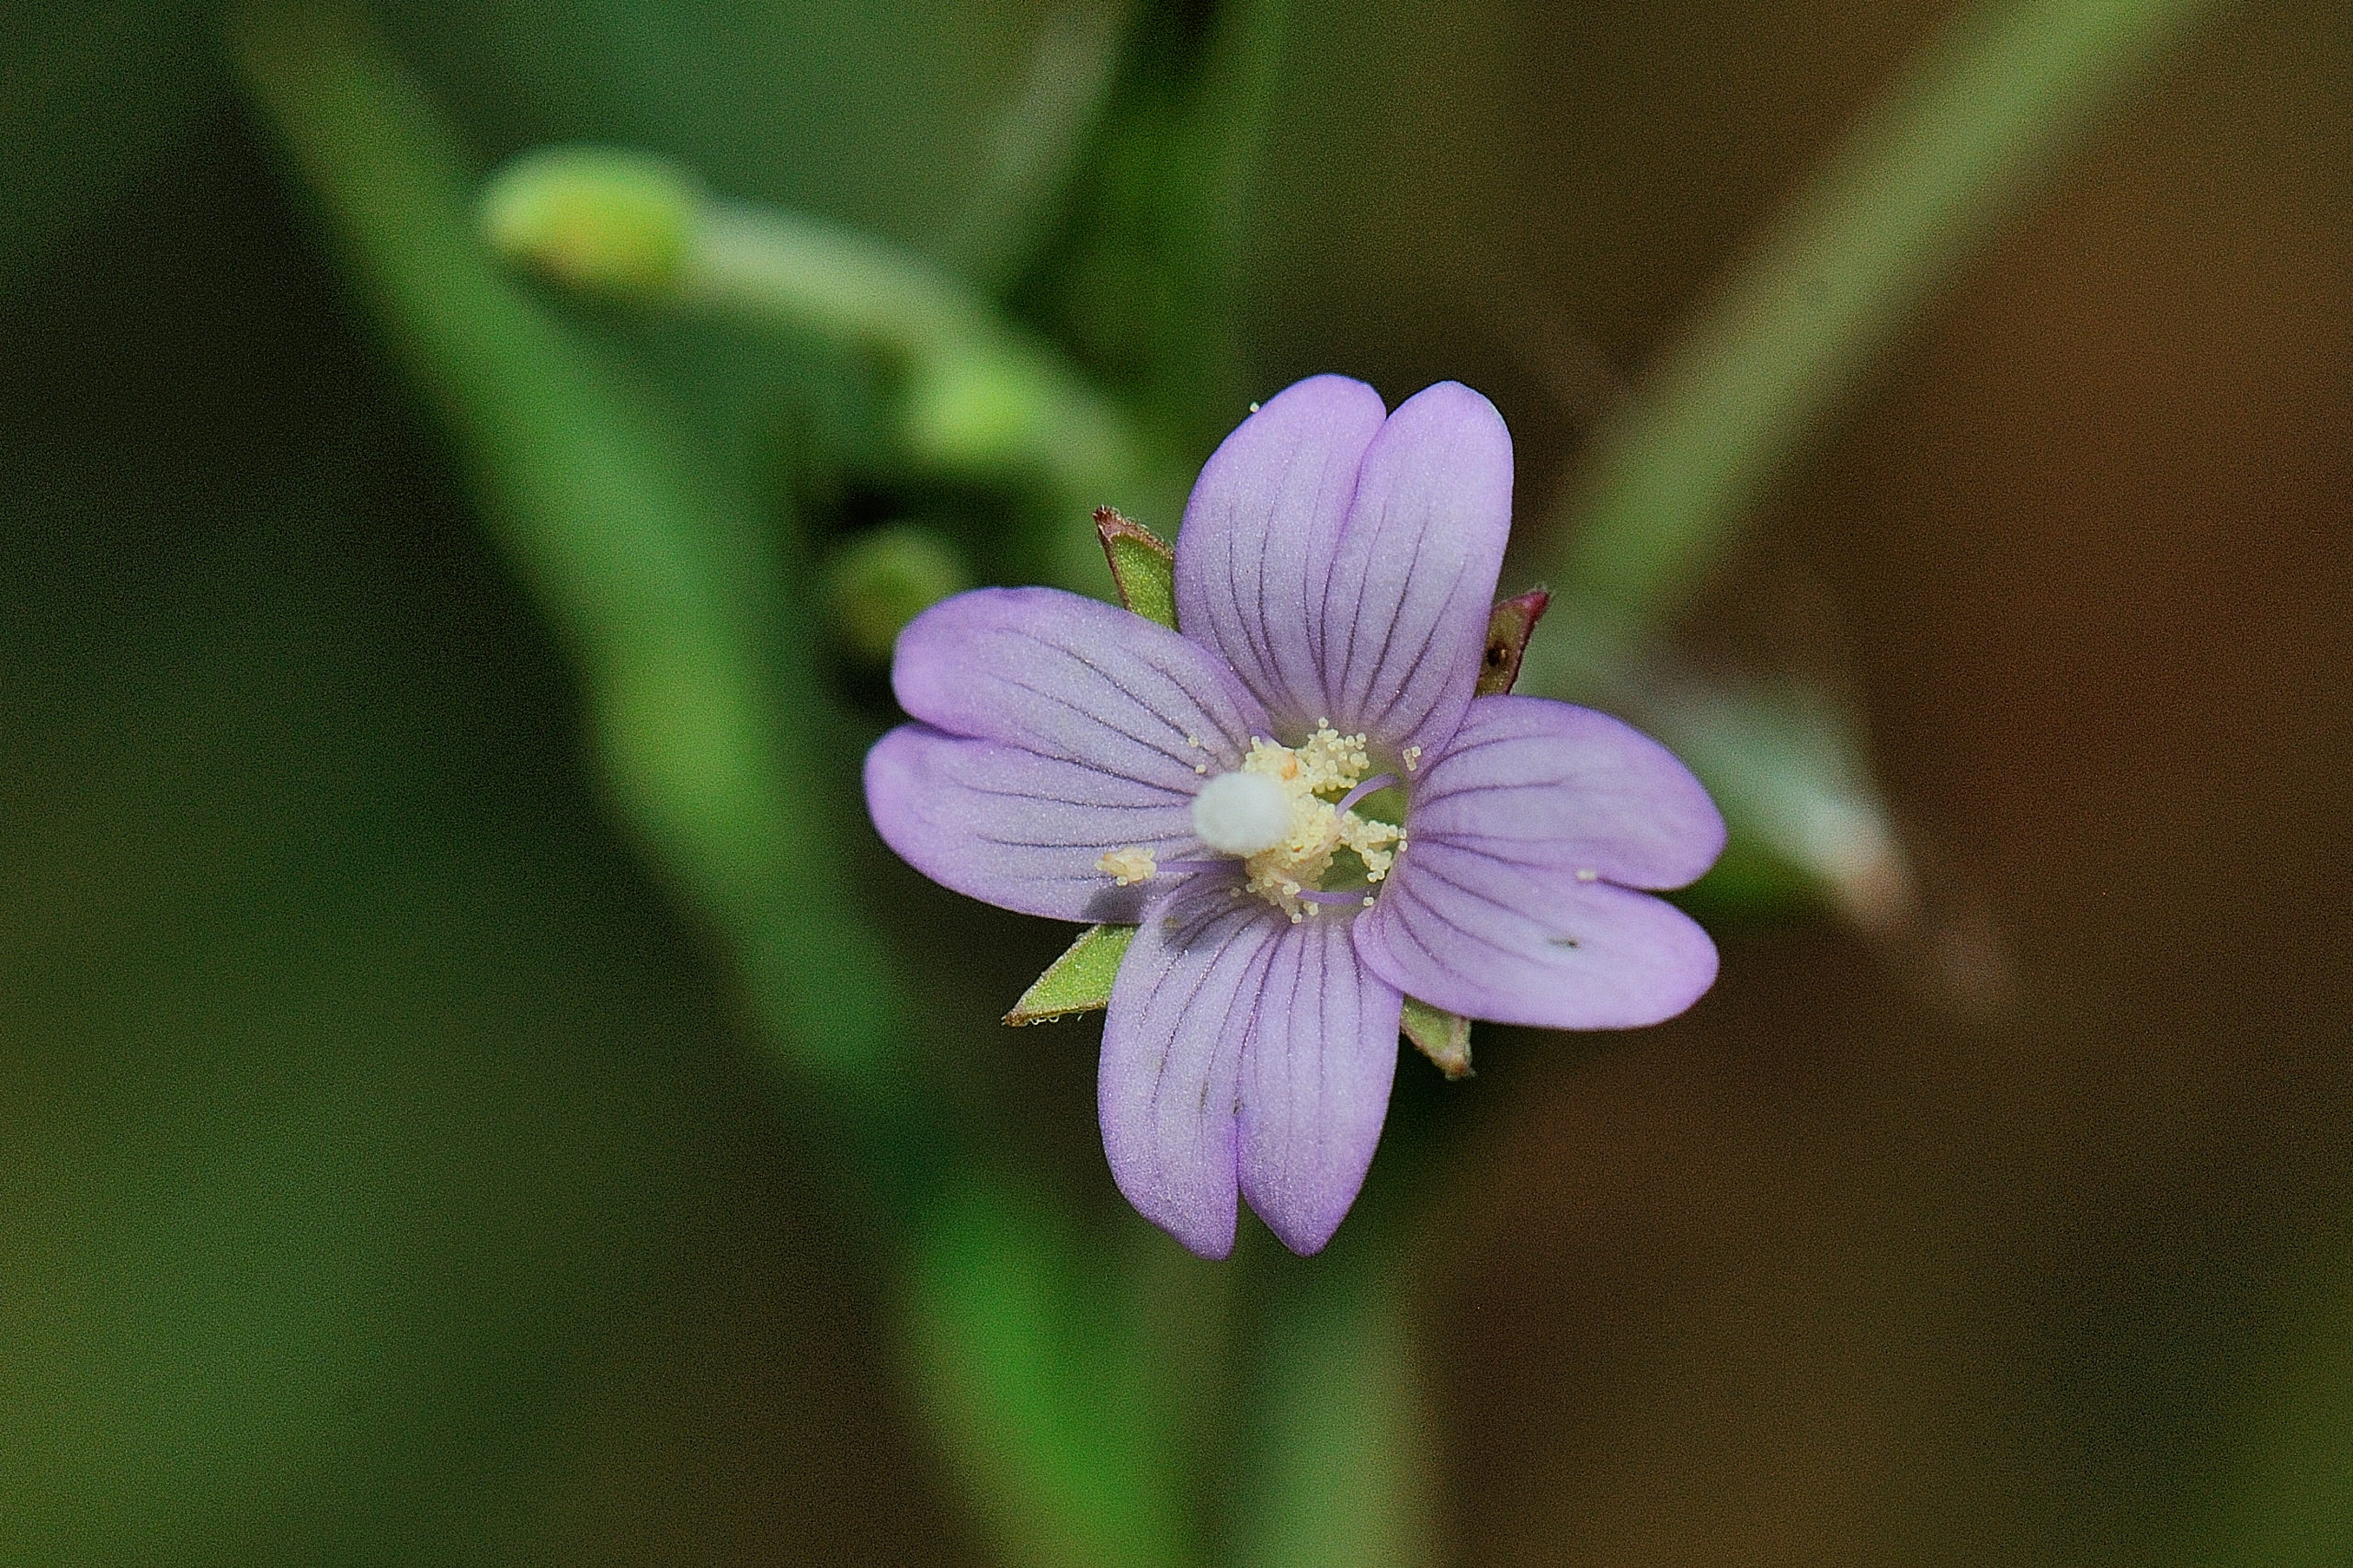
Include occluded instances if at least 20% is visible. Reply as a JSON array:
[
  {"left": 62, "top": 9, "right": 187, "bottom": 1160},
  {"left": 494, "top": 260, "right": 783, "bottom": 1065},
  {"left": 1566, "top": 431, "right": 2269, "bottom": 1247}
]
[{"left": 3, "top": 0, "right": 2349, "bottom": 1562}]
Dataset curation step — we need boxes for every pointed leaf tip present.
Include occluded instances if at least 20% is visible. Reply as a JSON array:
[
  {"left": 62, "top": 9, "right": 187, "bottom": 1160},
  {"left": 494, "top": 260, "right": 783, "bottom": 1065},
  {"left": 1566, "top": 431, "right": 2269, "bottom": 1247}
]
[
  {"left": 1005, "top": 922, "right": 1138, "bottom": 1024},
  {"left": 1096, "top": 507, "right": 1178, "bottom": 630},
  {"left": 1477, "top": 587, "right": 1552, "bottom": 697}
]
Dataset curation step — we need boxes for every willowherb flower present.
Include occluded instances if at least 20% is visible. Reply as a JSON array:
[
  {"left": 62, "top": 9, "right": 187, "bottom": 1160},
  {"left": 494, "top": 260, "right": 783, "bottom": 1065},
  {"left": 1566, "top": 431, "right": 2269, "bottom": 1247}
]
[{"left": 866, "top": 376, "right": 1724, "bottom": 1258}]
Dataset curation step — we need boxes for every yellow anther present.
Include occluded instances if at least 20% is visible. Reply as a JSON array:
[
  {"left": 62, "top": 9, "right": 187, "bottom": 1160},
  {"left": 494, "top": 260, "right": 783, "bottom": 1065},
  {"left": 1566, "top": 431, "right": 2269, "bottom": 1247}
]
[
  {"left": 1097, "top": 846, "right": 1158, "bottom": 886},
  {"left": 1213, "top": 723, "right": 1404, "bottom": 919}
]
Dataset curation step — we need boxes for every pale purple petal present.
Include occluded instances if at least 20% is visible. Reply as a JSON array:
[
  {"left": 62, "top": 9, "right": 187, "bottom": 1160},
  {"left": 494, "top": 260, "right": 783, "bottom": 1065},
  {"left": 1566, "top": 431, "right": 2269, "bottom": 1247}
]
[
  {"left": 1404, "top": 695, "right": 1726, "bottom": 889},
  {"left": 1100, "top": 874, "right": 1284, "bottom": 1258},
  {"left": 1353, "top": 693, "right": 1722, "bottom": 1026},
  {"left": 1316, "top": 381, "right": 1513, "bottom": 756},
  {"left": 1237, "top": 915, "right": 1402, "bottom": 1256},
  {"left": 1355, "top": 841, "right": 1719, "bottom": 1029},
  {"left": 1174, "top": 376, "right": 1390, "bottom": 734},
  {"left": 865, "top": 725, "right": 1200, "bottom": 922},
  {"left": 893, "top": 586, "right": 1269, "bottom": 791}
]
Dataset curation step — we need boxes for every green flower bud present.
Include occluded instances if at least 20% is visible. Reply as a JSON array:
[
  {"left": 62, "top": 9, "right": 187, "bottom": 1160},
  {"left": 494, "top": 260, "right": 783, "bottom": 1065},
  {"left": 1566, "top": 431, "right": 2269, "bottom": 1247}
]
[
  {"left": 478, "top": 146, "right": 702, "bottom": 297},
  {"left": 899, "top": 347, "right": 1053, "bottom": 472},
  {"left": 823, "top": 524, "right": 973, "bottom": 665}
]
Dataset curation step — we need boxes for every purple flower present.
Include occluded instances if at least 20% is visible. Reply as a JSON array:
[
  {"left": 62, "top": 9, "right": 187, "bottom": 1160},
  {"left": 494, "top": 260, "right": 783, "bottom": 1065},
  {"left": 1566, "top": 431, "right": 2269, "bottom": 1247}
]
[{"left": 866, "top": 376, "right": 1724, "bottom": 1258}]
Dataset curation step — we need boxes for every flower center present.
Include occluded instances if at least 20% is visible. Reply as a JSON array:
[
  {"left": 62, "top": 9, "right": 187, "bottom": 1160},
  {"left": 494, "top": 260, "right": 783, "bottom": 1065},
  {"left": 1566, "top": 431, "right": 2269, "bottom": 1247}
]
[
  {"left": 1097, "top": 722, "right": 1405, "bottom": 920},
  {"left": 1213, "top": 722, "right": 1402, "bottom": 923}
]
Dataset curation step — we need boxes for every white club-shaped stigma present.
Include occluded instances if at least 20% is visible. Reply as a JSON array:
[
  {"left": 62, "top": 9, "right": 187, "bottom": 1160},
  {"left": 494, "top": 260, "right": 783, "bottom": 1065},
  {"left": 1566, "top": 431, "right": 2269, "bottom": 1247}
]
[{"left": 1191, "top": 769, "right": 1292, "bottom": 857}]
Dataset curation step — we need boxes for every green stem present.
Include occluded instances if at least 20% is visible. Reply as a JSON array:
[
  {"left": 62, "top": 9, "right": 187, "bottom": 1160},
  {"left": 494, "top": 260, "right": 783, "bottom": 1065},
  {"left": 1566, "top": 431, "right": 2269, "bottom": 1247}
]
[
  {"left": 1234, "top": 1265, "right": 1437, "bottom": 1568},
  {"left": 225, "top": 9, "right": 1193, "bottom": 1563},
  {"left": 1524, "top": 0, "right": 2220, "bottom": 919},
  {"left": 1548, "top": 0, "right": 2222, "bottom": 627},
  {"left": 691, "top": 197, "right": 1188, "bottom": 590}
]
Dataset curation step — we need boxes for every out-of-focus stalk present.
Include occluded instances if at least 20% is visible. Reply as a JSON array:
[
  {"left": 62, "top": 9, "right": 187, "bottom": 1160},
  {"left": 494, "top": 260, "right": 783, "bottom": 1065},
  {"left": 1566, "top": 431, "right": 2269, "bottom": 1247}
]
[
  {"left": 1549, "top": 0, "right": 2222, "bottom": 625},
  {"left": 480, "top": 143, "right": 1188, "bottom": 595},
  {"left": 229, "top": 23, "right": 901, "bottom": 1087},
  {"left": 1236, "top": 1268, "right": 1438, "bottom": 1568},
  {"left": 225, "top": 10, "right": 1194, "bottom": 1564},
  {"left": 1525, "top": 0, "right": 2222, "bottom": 926}
]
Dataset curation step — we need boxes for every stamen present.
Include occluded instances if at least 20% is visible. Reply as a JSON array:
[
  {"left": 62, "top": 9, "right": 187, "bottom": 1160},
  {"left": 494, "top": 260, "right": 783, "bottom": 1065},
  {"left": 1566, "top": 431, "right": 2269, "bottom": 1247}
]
[
  {"left": 1186, "top": 723, "right": 1409, "bottom": 921},
  {"left": 1097, "top": 846, "right": 1157, "bottom": 885}
]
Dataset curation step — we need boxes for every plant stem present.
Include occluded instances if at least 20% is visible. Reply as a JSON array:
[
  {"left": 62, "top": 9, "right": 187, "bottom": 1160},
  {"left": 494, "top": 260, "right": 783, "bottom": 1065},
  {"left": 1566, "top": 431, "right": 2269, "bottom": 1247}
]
[
  {"left": 1523, "top": 0, "right": 2221, "bottom": 921},
  {"left": 1547, "top": 0, "right": 2222, "bottom": 626},
  {"left": 225, "top": 9, "right": 1195, "bottom": 1562}
]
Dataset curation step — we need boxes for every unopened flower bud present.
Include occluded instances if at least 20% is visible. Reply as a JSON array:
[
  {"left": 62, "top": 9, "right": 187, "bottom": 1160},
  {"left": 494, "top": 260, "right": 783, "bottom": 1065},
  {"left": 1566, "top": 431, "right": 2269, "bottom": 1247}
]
[
  {"left": 478, "top": 146, "right": 702, "bottom": 297},
  {"left": 823, "top": 524, "right": 972, "bottom": 665},
  {"left": 900, "top": 347, "right": 1050, "bottom": 471}
]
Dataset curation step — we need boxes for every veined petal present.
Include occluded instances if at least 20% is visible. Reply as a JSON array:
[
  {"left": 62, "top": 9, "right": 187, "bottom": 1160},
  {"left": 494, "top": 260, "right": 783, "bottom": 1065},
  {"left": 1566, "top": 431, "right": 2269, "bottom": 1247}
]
[
  {"left": 1174, "top": 376, "right": 1390, "bottom": 735},
  {"left": 1404, "top": 695, "right": 1726, "bottom": 889},
  {"left": 865, "top": 725, "right": 1200, "bottom": 922},
  {"left": 1317, "top": 382, "right": 1513, "bottom": 756},
  {"left": 1238, "top": 915, "right": 1402, "bottom": 1256},
  {"left": 1356, "top": 840, "right": 1719, "bottom": 1030},
  {"left": 893, "top": 586, "right": 1269, "bottom": 791},
  {"left": 1100, "top": 873, "right": 1285, "bottom": 1259}
]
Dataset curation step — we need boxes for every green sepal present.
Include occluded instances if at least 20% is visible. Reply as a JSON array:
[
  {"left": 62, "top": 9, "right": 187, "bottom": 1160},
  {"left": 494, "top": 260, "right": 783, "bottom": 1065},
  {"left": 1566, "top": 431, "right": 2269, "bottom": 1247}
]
[
  {"left": 1401, "top": 995, "right": 1472, "bottom": 1078},
  {"left": 1476, "top": 586, "right": 1552, "bottom": 697},
  {"left": 1005, "top": 922, "right": 1137, "bottom": 1025},
  {"left": 1095, "top": 506, "right": 1178, "bottom": 630}
]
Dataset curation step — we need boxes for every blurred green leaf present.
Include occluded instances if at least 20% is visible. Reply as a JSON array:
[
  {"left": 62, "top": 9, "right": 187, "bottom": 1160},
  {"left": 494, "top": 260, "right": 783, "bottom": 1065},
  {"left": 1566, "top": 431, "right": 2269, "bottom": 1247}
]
[
  {"left": 226, "top": 14, "right": 1215, "bottom": 1566},
  {"left": 1668, "top": 824, "right": 1829, "bottom": 926},
  {"left": 0, "top": 145, "right": 775, "bottom": 1558}
]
